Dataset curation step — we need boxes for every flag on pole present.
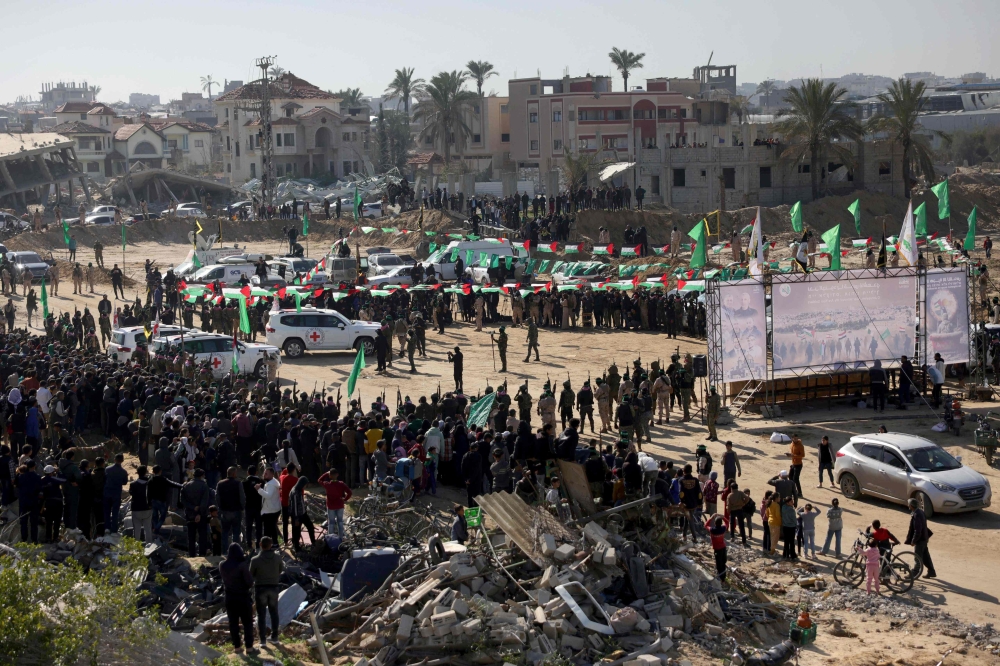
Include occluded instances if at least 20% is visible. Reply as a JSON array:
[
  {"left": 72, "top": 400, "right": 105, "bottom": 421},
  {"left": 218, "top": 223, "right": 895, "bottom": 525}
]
[
  {"left": 347, "top": 346, "right": 365, "bottom": 397},
  {"left": 821, "top": 224, "right": 842, "bottom": 270},
  {"left": 896, "top": 202, "right": 918, "bottom": 266},
  {"left": 302, "top": 213, "right": 309, "bottom": 237},
  {"left": 62, "top": 218, "right": 71, "bottom": 246},
  {"left": 914, "top": 202, "right": 927, "bottom": 237},
  {"left": 121, "top": 223, "right": 127, "bottom": 252},
  {"left": 688, "top": 220, "right": 707, "bottom": 268},
  {"left": 847, "top": 199, "right": 862, "bottom": 237},
  {"left": 192, "top": 253, "right": 202, "bottom": 269},
  {"left": 790, "top": 201, "right": 803, "bottom": 233},
  {"left": 238, "top": 295, "right": 251, "bottom": 334},
  {"left": 620, "top": 245, "right": 640, "bottom": 257},
  {"left": 40, "top": 278, "right": 48, "bottom": 319},
  {"left": 563, "top": 243, "right": 583, "bottom": 254},
  {"left": 467, "top": 391, "right": 496, "bottom": 428},
  {"left": 931, "top": 179, "right": 950, "bottom": 219},
  {"left": 353, "top": 185, "right": 363, "bottom": 220},
  {"left": 231, "top": 335, "right": 240, "bottom": 376},
  {"left": 592, "top": 244, "right": 614, "bottom": 255},
  {"left": 748, "top": 207, "right": 765, "bottom": 277},
  {"left": 536, "top": 243, "right": 558, "bottom": 253},
  {"left": 965, "top": 206, "right": 977, "bottom": 251}
]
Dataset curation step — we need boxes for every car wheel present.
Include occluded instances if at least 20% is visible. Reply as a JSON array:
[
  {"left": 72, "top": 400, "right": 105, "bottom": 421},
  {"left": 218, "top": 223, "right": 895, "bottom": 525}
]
[
  {"left": 840, "top": 472, "right": 861, "bottom": 500},
  {"left": 283, "top": 338, "right": 305, "bottom": 359},
  {"left": 254, "top": 360, "right": 267, "bottom": 380},
  {"left": 355, "top": 337, "right": 375, "bottom": 356},
  {"left": 917, "top": 491, "right": 935, "bottom": 519}
]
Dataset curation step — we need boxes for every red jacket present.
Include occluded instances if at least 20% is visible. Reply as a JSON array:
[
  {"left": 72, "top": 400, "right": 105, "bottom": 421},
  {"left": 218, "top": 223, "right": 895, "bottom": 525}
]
[
  {"left": 278, "top": 470, "right": 298, "bottom": 507},
  {"left": 318, "top": 472, "right": 353, "bottom": 510}
]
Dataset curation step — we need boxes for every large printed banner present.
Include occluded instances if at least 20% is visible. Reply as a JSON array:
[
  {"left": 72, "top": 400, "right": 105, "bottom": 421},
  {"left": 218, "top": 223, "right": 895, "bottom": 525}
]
[
  {"left": 925, "top": 269, "right": 970, "bottom": 364},
  {"left": 718, "top": 281, "right": 767, "bottom": 382},
  {"left": 771, "top": 270, "right": 916, "bottom": 377}
]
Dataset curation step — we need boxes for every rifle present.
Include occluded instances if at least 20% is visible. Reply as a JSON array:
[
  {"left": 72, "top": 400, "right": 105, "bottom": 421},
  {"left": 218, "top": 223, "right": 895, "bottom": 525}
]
[
  {"left": 292, "top": 379, "right": 298, "bottom": 401},
  {"left": 312, "top": 381, "right": 317, "bottom": 397},
  {"left": 396, "top": 386, "right": 402, "bottom": 411},
  {"left": 490, "top": 334, "right": 496, "bottom": 371},
  {"left": 336, "top": 387, "right": 342, "bottom": 413}
]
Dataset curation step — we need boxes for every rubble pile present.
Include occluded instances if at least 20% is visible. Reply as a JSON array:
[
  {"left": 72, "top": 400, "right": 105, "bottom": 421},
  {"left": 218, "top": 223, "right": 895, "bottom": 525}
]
[{"left": 316, "top": 494, "right": 792, "bottom": 666}]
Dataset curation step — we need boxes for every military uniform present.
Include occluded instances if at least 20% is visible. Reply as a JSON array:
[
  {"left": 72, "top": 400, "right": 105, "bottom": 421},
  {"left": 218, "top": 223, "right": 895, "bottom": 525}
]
[
  {"left": 652, "top": 373, "right": 671, "bottom": 424},
  {"left": 606, "top": 363, "right": 621, "bottom": 404},
  {"left": 493, "top": 327, "right": 508, "bottom": 372},
  {"left": 594, "top": 379, "right": 611, "bottom": 432},
  {"left": 94, "top": 241, "right": 104, "bottom": 268},
  {"left": 99, "top": 313, "right": 112, "bottom": 347},
  {"left": 558, "top": 381, "right": 575, "bottom": 429},
  {"left": 706, "top": 389, "right": 720, "bottom": 440},
  {"left": 524, "top": 318, "right": 540, "bottom": 362},
  {"left": 406, "top": 330, "right": 417, "bottom": 373},
  {"left": 474, "top": 296, "right": 484, "bottom": 332},
  {"left": 537, "top": 392, "right": 556, "bottom": 428},
  {"left": 576, "top": 381, "right": 595, "bottom": 433},
  {"left": 515, "top": 385, "right": 533, "bottom": 424}
]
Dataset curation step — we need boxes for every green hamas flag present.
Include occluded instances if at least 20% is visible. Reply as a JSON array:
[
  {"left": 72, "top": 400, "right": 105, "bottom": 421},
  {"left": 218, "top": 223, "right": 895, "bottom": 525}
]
[
  {"left": 347, "top": 346, "right": 365, "bottom": 397},
  {"left": 489, "top": 254, "right": 499, "bottom": 268},
  {"left": 847, "top": 199, "right": 861, "bottom": 237},
  {"left": 302, "top": 213, "right": 309, "bottom": 237},
  {"left": 505, "top": 256, "right": 512, "bottom": 270},
  {"left": 121, "top": 223, "right": 126, "bottom": 252},
  {"left": 62, "top": 218, "right": 71, "bottom": 246},
  {"left": 40, "top": 278, "right": 48, "bottom": 319},
  {"left": 450, "top": 248, "right": 459, "bottom": 261},
  {"left": 821, "top": 223, "right": 842, "bottom": 270},
  {"left": 238, "top": 296, "right": 251, "bottom": 334},
  {"left": 468, "top": 391, "right": 496, "bottom": 428},
  {"left": 790, "top": 201, "right": 803, "bottom": 233},
  {"left": 688, "top": 219, "right": 707, "bottom": 268},
  {"left": 465, "top": 250, "right": 474, "bottom": 265},
  {"left": 965, "top": 206, "right": 977, "bottom": 251},
  {"left": 192, "top": 253, "right": 202, "bottom": 269},
  {"left": 231, "top": 338, "right": 240, "bottom": 376},
  {"left": 429, "top": 242, "right": 438, "bottom": 253},
  {"left": 353, "top": 185, "right": 363, "bottom": 220},
  {"left": 931, "top": 179, "right": 950, "bottom": 219},
  {"left": 914, "top": 202, "right": 927, "bottom": 237}
]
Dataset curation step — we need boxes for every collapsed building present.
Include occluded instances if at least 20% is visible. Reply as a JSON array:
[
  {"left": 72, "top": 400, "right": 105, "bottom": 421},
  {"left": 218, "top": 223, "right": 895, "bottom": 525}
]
[{"left": 0, "top": 132, "right": 91, "bottom": 208}]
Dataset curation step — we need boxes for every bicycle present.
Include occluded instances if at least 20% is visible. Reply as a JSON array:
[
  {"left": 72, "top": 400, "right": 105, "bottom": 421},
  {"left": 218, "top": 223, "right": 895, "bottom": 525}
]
[{"left": 832, "top": 530, "right": 915, "bottom": 593}]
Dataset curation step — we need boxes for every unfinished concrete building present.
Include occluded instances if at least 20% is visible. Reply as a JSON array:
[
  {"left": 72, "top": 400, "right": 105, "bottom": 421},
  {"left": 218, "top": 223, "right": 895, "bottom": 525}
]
[{"left": 0, "top": 133, "right": 90, "bottom": 209}]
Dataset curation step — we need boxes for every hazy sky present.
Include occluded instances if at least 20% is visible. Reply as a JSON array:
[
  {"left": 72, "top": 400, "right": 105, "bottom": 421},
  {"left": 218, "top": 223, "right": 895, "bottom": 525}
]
[{"left": 6, "top": 0, "right": 998, "bottom": 104}]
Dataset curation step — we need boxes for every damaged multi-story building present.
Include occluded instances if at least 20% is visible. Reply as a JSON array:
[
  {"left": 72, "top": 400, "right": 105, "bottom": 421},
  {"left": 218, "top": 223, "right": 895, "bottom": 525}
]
[
  {"left": 504, "top": 70, "right": 904, "bottom": 212},
  {"left": 0, "top": 133, "right": 90, "bottom": 208},
  {"left": 214, "top": 73, "right": 371, "bottom": 184}
]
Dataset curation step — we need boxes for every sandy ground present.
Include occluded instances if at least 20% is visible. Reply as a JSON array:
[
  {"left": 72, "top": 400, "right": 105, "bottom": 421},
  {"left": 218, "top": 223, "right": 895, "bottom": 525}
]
[{"left": 9, "top": 234, "right": 1000, "bottom": 666}]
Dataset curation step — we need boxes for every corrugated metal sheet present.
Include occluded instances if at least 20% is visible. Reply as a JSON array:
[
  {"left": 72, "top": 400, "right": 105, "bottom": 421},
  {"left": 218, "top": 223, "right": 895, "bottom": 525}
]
[{"left": 475, "top": 491, "right": 578, "bottom": 566}]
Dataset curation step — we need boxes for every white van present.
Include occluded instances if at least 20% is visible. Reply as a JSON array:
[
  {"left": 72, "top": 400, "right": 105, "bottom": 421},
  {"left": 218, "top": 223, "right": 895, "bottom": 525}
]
[
  {"left": 173, "top": 246, "right": 248, "bottom": 278},
  {"left": 189, "top": 263, "right": 256, "bottom": 287},
  {"left": 427, "top": 240, "right": 528, "bottom": 282}
]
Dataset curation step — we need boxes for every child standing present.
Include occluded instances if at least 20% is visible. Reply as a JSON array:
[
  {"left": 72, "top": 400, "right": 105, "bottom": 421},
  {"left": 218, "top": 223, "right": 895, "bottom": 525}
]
[
  {"left": 864, "top": 539, "right": 881, "bottom": 595},
  {"left": 797, "top": 504, "right": 821, "bottom": 558},
  {"left": 208, "top": 505, "right": 222, "bottom": 556},
  {"left": 425, "top": 446, "right": 439, "bottom": 495},
  {"left": 704, "top": 513, "right": 730, "bottom": 581},
  {"left": 451, "top": 505, "right": 468, "bottom": 544}
]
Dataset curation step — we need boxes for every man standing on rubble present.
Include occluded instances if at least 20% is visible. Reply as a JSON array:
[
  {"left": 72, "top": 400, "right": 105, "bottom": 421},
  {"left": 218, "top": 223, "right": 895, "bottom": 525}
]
[
  {"left": 217, "top": 466, "right": 246, "bottom": 550},
  {"left": 256, "top": 468, "right": 282, "bottom": 545},
  {"left": 461, "top": 441, "right": 484, "bottom": 507},
  {"left": 182, "top": 468, "right": 211, "bottom": 557},
  {"left": 251, "top": 536, "right": 283, "bottom": 648}
]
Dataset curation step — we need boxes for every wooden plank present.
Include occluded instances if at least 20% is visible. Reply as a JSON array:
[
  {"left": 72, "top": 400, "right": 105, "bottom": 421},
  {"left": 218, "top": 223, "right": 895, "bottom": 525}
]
[{"left": 555, "top": 459, "right": 599, "bottom": 516}]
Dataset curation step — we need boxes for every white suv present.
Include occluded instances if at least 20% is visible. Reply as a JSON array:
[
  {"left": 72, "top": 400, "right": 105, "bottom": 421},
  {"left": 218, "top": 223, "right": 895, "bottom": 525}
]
[
  {"left": 265, "top": 308, "right": 380, "bottom": 359},
  {"left": 108, "top": 324, "right": 198, "bottom": 361},
  {"left": 152, "top": 332, "right": 280, "bottom": 379}
]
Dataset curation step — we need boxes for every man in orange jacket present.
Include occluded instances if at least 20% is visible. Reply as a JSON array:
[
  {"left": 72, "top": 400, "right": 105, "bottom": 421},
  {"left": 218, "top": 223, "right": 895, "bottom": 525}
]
[{"left": 787, "top": 434, "right": 805, "bottom": 500}]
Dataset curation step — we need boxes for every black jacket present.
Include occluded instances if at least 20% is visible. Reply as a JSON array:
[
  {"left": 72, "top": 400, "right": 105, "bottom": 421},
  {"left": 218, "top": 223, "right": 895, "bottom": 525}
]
[
  {"left": 243, "top": 475, "right": 263, "bottom": 515},
  {"left": 147, "top": 474, "right": 182, "bottom": 503},
  {"left": 128, "top": 477, "right": 151, "bottom": 512},
  {"left": 219, "top": 543, "right": 254, "bottom": 601},
  {"left": 216, "top": 477, "right": 246, "bottom": 512},
  {"left": 556, "top": 427, "right": 579, "bottom": 461}
]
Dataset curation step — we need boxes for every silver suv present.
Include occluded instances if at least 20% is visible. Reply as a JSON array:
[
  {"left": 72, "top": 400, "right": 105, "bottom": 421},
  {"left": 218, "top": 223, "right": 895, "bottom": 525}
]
[{"left": 834, "top": 432, "right": 991, "bottom": 518}]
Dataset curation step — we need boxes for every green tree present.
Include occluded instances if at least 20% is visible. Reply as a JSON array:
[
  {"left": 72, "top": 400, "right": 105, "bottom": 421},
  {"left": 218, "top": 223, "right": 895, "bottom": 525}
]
[
  {"left": 563, "top": 150, "right": 606, "bottom": 195},
  {"left": 608, "top": 47, "right": 645, "bottom": 91},
  {"left": 200, "top": 75, "right": 216, "bottom": 98},
  {"left": 936, "top": 126, "right": 1000, "bottom": 166},
  {"left": 384, "top": 110, "right": 413, "bottom": 171},
  {"left": 731, "top": 95, "right": 751, "bottom": 123},
  {"left": 384, "top": 67, "right": 425, "bottom": 114},
  {"left": 465, "top": 60, "right": 497, "bottom": 98},
  {"left": 866, "top": 78, "right": 947, "bottom": 197},
  {"left": 334, "top": 88, "right": 370, "bottom": 116},
  {"left": 0, "top": 541, "right": 166, "bottom": 665},
  {"left": 412, "top": 71, "right": 478, "bottom": 166},
  {"left": 755, "top": 80, "right": 776, "bottom": 107},
  {"left": 376, "top": 105, "right": 391, "bottom": 173},
  {"left": 772, "top": 78, "right": 863, "bottom": 200},
  {"left": 269, "top": 66, "right": 285, "bottom": 79}
]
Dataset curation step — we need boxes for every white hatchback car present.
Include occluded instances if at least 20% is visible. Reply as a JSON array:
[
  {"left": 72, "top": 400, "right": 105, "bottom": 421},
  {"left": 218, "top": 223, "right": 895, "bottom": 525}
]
[
  {"left": 152, "top": 332, "right": 280, "bottom": 379},
  {"left": 265, "top": 308, "right": 381, "bottom": 358},
  {"left": 174, "top": 203, "right": 208, "bottom": 218}
]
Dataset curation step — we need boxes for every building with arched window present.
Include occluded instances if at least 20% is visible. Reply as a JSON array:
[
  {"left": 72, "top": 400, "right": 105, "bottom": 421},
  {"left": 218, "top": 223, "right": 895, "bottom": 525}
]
[{"left": 111, "top": 122, "right": 165, "bottom": 174}]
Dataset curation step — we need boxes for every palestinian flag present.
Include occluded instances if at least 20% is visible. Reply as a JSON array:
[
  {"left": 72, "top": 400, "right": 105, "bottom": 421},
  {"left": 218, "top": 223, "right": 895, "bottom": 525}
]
[
  {"left": 740, "top": 224, "right": 754, "bottom": 235},
  {"left": 802, "top": 328, "right": 816, "bottom": 338},
  {"left": 592, "top": 244, "right": 614, "bottom": 255},
  {"left": 563, "top": 243, "right": 584, "bottom": 254},
  {"left": 361, "top": 226, "right": 376, "bottom": 234},
  {"left": 652, "top": 245, "right": 669, "bottom": 255},
  {"left": 536, "top": 242, "right": 558, "bottom": 253},
  {"left": 381, "top": 227, "right": 398, "bottom": 234},
  {"left": 621, "top": 245, "right": 640, "bottom": 257},
  {"left": 852, "top": 237, "right": 873, "bottom": 248},
  {"left": 676, "top": 280, "right": 705, "bottom": 292},
  {"left": 511, "top": 241, "right": 527, "bottom": 250}
]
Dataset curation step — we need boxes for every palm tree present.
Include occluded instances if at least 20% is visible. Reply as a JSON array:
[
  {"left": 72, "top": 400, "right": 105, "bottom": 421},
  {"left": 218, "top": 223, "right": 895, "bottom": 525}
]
[
  {"left": 91, "top": 85, "right": 102, "bottom": 98},
  {"left": 608, "top": 47, "right": 645, "bottom": 91},
  {"left": 756, "top": 80, "right": 776, "bottom": 107},
  {"left": 866, "top": 78, "right": 946, "bottom": 198},
  {"left": 412, "top": 71, "right": 478, "bottom": 166},
  {"left": 269, "top": 66, "right": 285, "bottom": 79},
  {"left": 731, "top": 95, "right": 751, "bottom": 124},
  {"left": 335, "top": 88, "right": 370, "bottom": 116},
  {"left": 384, "top": 68, "right": 425, "bottom": 114},
  {"left": 200, "top": 75, "right": 216, "bottom": 99},
  {"left": 772, "top": 78, "right": 864, "bottom": 200},
  {"left": 465, "top": 60, "right": 497, "bottom": 98}
]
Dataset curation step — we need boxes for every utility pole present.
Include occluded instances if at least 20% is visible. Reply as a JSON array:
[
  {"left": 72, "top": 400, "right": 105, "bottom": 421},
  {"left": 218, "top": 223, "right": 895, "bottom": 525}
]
[{"left": 236, "top": 56, "right": 277, "bottom": 206}]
